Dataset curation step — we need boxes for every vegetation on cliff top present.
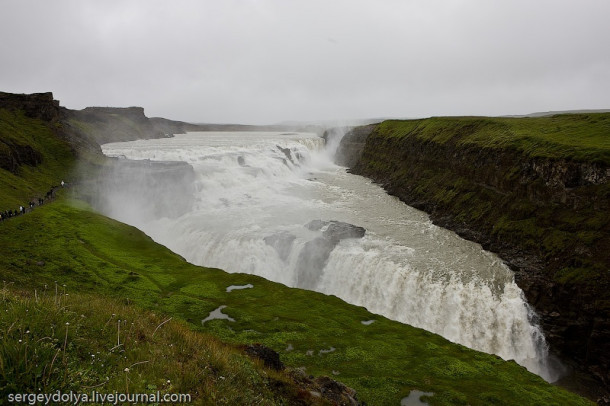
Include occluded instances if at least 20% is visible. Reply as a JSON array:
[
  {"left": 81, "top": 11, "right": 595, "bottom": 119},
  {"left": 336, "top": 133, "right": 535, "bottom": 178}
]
[
  {"left": 379, "top": 113, "right": 610, "bottom": 164},
  {"left": 364, "top": 116, "right": 610, "bottom": 286}
]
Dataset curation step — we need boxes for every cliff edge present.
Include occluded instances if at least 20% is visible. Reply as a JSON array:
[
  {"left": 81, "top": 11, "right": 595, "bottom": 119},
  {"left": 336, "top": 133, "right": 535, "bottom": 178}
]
[{"left": 337, "top": 116, "right": 610, "bottom": 393}]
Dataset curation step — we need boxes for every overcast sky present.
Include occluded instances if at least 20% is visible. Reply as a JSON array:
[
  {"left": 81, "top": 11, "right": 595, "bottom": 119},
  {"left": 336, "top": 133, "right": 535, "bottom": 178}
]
[{"left": 1, "top": 1, "right": 609, "bottom": 124}]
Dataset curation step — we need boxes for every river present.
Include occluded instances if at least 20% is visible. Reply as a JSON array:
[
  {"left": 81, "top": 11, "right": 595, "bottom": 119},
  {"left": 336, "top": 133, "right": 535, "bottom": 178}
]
[{"left": 99, "top": 130, "right": 558, "bottom": 381}]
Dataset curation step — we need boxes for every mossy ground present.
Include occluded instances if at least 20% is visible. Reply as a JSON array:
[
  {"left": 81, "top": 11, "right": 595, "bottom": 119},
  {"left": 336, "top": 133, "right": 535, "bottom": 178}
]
[
  {"left": 0, "top": 286, "right": 334, "bottom": 405},
  {"left": 378, "top": 113, "right": 610, "bottom": 164}
]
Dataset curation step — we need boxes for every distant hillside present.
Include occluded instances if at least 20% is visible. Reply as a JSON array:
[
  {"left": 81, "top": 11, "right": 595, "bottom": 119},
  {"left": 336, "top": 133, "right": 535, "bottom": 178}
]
[{"left": 504, "top": 109, "right": 610, "bottom": 118}]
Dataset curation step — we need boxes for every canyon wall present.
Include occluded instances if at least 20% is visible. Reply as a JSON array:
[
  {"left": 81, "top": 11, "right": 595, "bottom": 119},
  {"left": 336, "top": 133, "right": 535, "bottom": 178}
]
[{"left": 336, "top": 117, "right": 610, "bottom": 389}]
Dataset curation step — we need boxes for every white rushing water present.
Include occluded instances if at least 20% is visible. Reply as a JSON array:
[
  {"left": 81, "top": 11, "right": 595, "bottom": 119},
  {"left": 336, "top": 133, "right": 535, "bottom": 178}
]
[{"left": 100, "top": 131, "right": 558, "bottom": 381}]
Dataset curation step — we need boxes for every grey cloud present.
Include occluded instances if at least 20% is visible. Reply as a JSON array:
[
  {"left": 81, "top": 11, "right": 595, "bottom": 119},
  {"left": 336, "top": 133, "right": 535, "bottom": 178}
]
[{"left": 1, "top": 0, "right": 609, "bottom": 124}]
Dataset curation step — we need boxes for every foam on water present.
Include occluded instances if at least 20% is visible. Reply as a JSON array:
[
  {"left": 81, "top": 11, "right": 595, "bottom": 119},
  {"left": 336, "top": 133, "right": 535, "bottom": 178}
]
[{"left": 100, "top": 131, "right": 560, "bottom": 381}]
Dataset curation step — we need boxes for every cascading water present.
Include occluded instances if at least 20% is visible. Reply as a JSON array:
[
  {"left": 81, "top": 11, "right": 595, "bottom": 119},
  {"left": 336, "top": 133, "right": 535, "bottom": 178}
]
[{"left": 99, "top": 130, "right": 559, "bottom": 382}]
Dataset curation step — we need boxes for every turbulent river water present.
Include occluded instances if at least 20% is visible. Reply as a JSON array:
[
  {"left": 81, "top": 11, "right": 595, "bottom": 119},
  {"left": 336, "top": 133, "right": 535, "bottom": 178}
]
[{"left": 100, "top": 131, "right": 558, "bottom": 381}]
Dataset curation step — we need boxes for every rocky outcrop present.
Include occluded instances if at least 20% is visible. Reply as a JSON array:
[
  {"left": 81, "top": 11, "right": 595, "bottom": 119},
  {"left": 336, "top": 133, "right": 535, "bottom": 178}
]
[
  {"left": 331, "top": 124, "right": 375, "bottom": 168},
  {"left": 337, "top": 119, "right": 610, "bottom": 392},
  {"left": 244, "top": 343, "right": 285, "bottom": 371},
  {"left": 0, "top": 91, "right": 61, "bottom": 122},
  {"left": 0, "top": 92, "right": 62, "bottom": 172},
  {"left": 289, "top": 370, "right": 362, "bottom": 406},
  {"left": 243, "top": 344, "right": 362, "bottom": 405},
  {"left": 0, "top": 141, "right": 43, "bottom": 173}
]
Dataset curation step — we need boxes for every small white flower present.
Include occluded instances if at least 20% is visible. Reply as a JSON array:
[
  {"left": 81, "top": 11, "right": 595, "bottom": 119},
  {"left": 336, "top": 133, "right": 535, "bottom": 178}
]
[{"left": 124, "top": 368, "right": 130, "bottom": 373}]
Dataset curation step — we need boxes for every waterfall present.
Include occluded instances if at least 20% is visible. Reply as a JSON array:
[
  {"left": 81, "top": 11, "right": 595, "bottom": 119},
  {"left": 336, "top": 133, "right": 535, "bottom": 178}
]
[{"left": 98, "top": 131, "right": 560, "bottom": 382}]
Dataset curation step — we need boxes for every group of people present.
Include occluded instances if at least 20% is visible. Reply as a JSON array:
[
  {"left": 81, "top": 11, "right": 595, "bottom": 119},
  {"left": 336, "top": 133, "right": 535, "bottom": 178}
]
[{"left": 0, "top": 181, "right": 66, "bottom": 222}]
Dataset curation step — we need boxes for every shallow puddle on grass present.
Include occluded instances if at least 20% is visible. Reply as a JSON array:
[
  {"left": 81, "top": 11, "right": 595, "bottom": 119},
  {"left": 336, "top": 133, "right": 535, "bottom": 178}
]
[
  {"left": 401, "top": 390, "right": 434, "bottom": 405},
  {"left": 226, "top": 283, "right": 254, "bottom": 292},
  {"left": 202, "top": 305, "right": 235, "bottom": 324},
  {"left": 361, "top": 320, "right": 375, "bottom": 325}
]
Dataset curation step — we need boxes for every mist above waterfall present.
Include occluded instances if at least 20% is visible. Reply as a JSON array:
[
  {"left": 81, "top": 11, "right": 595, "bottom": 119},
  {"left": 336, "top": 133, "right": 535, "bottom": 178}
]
[{"left": 94, "top": 130, "right": 563, "bottom": 382}]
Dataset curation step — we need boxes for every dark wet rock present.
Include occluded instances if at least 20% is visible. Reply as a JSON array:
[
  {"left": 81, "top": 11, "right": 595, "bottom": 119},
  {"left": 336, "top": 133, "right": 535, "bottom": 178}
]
[
  {"left": 289, "top": 369, "right": 362, "bottom": 406},
  {"left": 264, "top": 232, "right": 296, "bottom": 262},
  {"left": 244, "top": 343, "right": 285, "bottom": 371},
  {"left": 305, "top": 220, "right": 366, "bottom": 242},
  {"left": 277, "top": 145, "right": 295, "bottom": 164},
  {"left": 323, "top": 221, "right": 366, "bottom": 242},
  {"left": 334, "top": 124, "right": 376, "bottom": 167}
]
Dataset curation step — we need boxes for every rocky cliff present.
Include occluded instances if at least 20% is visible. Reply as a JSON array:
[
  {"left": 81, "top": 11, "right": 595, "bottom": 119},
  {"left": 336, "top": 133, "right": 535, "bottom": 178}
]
[
  {"left": 0, "top": 91, "right": 61, "bottom": 122},
  {"left": 0, "top": 92, "right": 60, "bottom": 172},
  {"left": 336, "top": 116, "right": 610, "bottom": 392}
]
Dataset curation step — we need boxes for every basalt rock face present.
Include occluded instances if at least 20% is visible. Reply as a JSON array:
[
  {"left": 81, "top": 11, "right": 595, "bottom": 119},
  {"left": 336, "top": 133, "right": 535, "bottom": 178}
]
[
  {"left": 0, "top": 92, "right": 59, "bottom": 172},
  {"left": 333, "top": 124, "right": 376, "bottom": 168},
  {"left": 0, "top": 91, "right": 61, "bottom": 122},
  {"left": 337, "top": 121, "right": 610, "bottom": 391},
  {"left": 0, "top": 141, "right": 43, "bottom": 173}
]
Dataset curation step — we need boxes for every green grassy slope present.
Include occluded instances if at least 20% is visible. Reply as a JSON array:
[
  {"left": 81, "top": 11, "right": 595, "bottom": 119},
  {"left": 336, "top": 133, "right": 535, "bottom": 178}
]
[
  {"left": 0, "top": 109, "right": 74, "bottom": 208},
  {"left": 0, "top": 200, "right": 591, "bottom": 405},
  {"left": 0, "top": 287, "right": 334, "bottom": 405},
  {"left": 379, "top": 113, "right": 610, "bottom": 164}
]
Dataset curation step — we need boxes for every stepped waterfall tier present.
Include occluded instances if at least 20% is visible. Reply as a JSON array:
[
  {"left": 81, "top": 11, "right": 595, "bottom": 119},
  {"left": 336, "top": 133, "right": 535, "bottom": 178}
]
[{"left": 97, "top": 131, "right": 560, "bottom": 382}]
